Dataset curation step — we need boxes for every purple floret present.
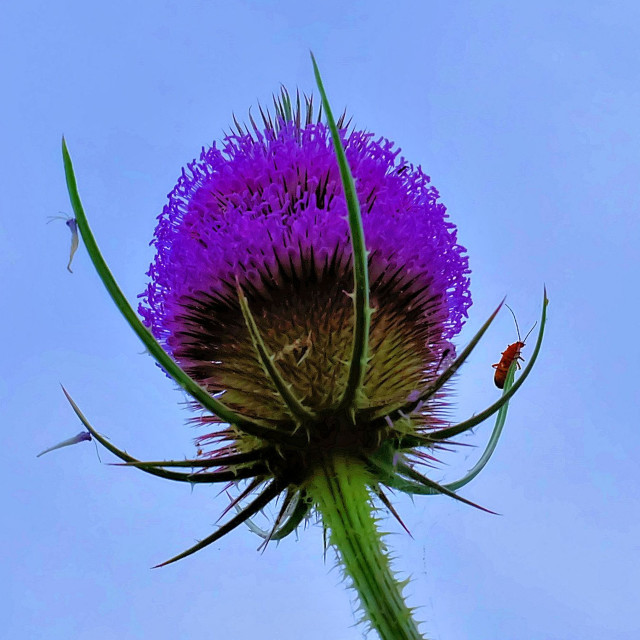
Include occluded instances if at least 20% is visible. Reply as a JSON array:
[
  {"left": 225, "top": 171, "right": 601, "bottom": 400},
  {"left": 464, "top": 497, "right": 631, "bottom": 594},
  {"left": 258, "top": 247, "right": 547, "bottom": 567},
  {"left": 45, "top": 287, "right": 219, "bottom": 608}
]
[{"left": 140, "top": 121, "right": 471, "bottom": 349}]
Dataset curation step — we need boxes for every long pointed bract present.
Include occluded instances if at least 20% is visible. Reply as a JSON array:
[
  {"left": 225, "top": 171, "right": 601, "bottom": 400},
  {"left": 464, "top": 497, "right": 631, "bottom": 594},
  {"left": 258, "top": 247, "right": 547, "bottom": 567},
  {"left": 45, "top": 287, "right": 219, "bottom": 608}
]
[
  {"left": 62, "top": 138, "right": 298, "bottom": 445},
  {"left": 311, "top": 54, "right": 371, "bottom": 415},
  {"left": 112, "top": 449, "right": 271, "bottom": 468},
  {"left": 61, "top": 386, "right": 266, "bottom": 483},
  {"left": 396, "top": 463, "right": 498, "bottom": 514},
  {"left": 372, "top": 299, "right": 503, "bottom": 422},
  {"left": 154, "top": 481, "right": 282, "bottom": 568},
  {"left": 236, "top": 281, "right": 316, "bottom": 423},
  {"left": 425, "top": 289, "right": 548, "bottom": 442}
]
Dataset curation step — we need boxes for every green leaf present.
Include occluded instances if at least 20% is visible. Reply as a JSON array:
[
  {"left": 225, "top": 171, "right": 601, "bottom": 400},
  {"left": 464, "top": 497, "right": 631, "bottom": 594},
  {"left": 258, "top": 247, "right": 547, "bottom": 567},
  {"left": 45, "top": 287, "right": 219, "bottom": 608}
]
[
  {"left": 427, "top": 287, "right": 548, "bottom": 442},
  {"left": 311, "top": 54, "right": 372, "bottom": 415},
  {"left": 371, "top": 299, "right": 503, "bottom": 423},
  {"left": 61, "top": 386, "right": 266, "bottom": 483},
  {"left": 61, "top": 138, "right": 298, "bottom": 446},
  {"left": 236, "top": 280, "right": 316, "bottom": 423},
  {"left": 154, "top": 480, "right": 283, "bottom": 567}
]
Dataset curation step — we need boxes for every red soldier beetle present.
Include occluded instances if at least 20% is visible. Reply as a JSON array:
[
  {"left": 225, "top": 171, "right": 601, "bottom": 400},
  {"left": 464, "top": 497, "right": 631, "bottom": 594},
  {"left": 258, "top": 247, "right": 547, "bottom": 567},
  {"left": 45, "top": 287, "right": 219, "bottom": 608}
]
[{"left": 492, "top": 305, "right": 536, "bottom": 389}]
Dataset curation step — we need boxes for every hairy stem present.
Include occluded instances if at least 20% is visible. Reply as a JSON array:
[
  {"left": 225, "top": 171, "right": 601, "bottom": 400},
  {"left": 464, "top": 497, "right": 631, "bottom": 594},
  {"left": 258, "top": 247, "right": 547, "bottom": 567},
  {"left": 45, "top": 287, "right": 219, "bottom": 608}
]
[{"left": 307, "top": 455, "right": 425, "bottom": 640}]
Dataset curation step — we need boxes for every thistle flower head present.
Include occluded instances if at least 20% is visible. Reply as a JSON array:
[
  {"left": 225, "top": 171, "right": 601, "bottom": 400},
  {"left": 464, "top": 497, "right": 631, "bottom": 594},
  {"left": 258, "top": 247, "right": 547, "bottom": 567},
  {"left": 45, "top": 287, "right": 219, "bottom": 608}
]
[
  {"left": 140, "top": 90, "right": 470, "bottom": 447},
  {"left": 60, "top": 60, "right": 546, "bottom": 640}
]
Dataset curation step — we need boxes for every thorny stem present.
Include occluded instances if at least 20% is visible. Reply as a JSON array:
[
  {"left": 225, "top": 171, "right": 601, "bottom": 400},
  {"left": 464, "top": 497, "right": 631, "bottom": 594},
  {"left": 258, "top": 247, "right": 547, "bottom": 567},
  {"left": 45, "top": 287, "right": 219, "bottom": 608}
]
[{"left": 307, "top": 455, "right": 425, "bottom": 640}]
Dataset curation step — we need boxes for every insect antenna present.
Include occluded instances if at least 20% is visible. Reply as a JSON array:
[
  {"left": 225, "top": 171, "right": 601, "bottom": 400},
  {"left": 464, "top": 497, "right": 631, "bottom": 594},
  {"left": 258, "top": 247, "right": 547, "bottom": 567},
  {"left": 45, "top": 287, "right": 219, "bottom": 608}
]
[
  {"left": 92, "top": 437, "right": 103, "bottom": 463},
  {"left": 47, "top": 211, "right": 73, "bottom": 223},
  {"left": 522, "top": 321, "right": 538, "bottom": 344},
  {"left": 504, "top": 304, "right": 522, "bottom": 341},
  {"left": 505, "top": 303, "right": 537, "bottom": 345}
]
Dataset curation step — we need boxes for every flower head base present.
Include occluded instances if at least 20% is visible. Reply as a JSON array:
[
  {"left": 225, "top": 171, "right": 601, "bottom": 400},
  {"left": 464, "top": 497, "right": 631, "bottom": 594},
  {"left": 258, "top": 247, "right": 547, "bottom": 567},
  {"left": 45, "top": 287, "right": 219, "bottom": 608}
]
[{"left": 60, "top": 58, "right": 547, "bottom": 640}]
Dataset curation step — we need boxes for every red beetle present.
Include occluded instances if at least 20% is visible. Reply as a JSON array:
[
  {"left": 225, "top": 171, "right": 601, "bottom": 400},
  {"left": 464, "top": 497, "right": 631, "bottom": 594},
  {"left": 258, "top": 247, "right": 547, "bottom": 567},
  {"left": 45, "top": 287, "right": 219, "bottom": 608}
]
[{"left": 492, "top": 305, "right": 536, "bottom": 389}]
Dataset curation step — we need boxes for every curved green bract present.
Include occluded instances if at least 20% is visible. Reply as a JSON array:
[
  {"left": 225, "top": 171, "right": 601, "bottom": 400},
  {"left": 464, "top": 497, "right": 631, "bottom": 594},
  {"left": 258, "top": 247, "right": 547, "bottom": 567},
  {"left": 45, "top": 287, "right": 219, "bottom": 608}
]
[
  {"left": 427, "top": 288, "right": 548, "bottom": 442},
  {"left": 61, "top": 386, "right": 265, "bottom": 483},
  {"left": 445, "top": 359, "right": 516, "bottom": 491},
  {"left": 370, "top": 300, "right": 503, "bottom": 422},
  {"left": 396, "top": 361, "right": 516, "bottom": 493},
  {"left": 242, "top": 491, "right": 310, "bottom": 541},
  {"left": 241, "top": 516, "right": 273, "bottom": 538},
  {"left": 311, "top": 54, "right": 372, "bottom": 415},
  {"left": 61, "top": 138, "right": 296, "bottom": 446},
  {"left": 155, "top": 480, "right": 283, "bottom": 568},
  {"left": 394, "top": 288, "right": 548, "bottom": 449},
  {"left": 237, "top": 282, "right": 316, "bottom": 423}
]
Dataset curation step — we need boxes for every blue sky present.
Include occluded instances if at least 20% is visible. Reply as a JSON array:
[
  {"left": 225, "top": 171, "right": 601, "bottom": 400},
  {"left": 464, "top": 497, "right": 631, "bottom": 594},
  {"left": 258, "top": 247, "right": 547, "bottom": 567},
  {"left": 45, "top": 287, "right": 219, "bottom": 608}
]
[{"left": 2, "top": 1, "right": 639, "bottom": 639}]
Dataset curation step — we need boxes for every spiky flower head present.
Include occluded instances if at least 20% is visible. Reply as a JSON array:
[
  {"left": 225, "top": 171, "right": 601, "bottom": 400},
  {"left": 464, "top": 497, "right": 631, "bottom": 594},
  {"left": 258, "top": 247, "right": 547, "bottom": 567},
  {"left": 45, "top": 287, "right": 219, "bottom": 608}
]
[
  {"left": 140, "top": 88, "right": 470, "bottom": 463},
  {"left": 60, "top": 59, "right": 546, "bottom": 640}
]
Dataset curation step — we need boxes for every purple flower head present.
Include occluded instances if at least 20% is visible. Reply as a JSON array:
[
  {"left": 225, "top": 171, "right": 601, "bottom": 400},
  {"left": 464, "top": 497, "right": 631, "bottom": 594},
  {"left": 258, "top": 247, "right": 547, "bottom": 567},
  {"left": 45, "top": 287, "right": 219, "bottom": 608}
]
[{"left": 140, "top": 94, "right": 470, "bottom": 430}]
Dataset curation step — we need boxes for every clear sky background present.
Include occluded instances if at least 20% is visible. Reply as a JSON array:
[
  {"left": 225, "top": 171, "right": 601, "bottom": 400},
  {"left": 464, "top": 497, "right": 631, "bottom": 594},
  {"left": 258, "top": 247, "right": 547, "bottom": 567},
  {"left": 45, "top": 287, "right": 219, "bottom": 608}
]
[{"left": 2, "top": 1, "right": 639, "bottom": 639}]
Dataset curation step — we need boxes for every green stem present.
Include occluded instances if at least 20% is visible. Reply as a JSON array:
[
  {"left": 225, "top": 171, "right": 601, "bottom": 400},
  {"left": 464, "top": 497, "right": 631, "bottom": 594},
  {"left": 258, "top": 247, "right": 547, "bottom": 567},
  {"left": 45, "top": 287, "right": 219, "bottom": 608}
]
[{"left": 307, "top": 455, "right": 425, "bottom": 640}]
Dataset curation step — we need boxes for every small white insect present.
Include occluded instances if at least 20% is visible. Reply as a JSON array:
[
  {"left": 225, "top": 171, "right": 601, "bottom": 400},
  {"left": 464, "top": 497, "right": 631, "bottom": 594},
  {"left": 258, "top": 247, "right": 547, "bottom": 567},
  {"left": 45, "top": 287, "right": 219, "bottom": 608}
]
[
  {"left": 37, "top": 431, "right": 92, "bottom": 458},
  {"left": 47, "top": 213, "right": 79, "bottom": 273}
]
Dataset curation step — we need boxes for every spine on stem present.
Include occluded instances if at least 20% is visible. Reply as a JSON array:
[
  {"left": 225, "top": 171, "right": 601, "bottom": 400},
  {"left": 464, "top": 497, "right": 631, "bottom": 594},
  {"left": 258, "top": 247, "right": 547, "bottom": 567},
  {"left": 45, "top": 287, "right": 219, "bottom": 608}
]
[{"left": 307, "top": 455, "right": 425, "bottom": 640}]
